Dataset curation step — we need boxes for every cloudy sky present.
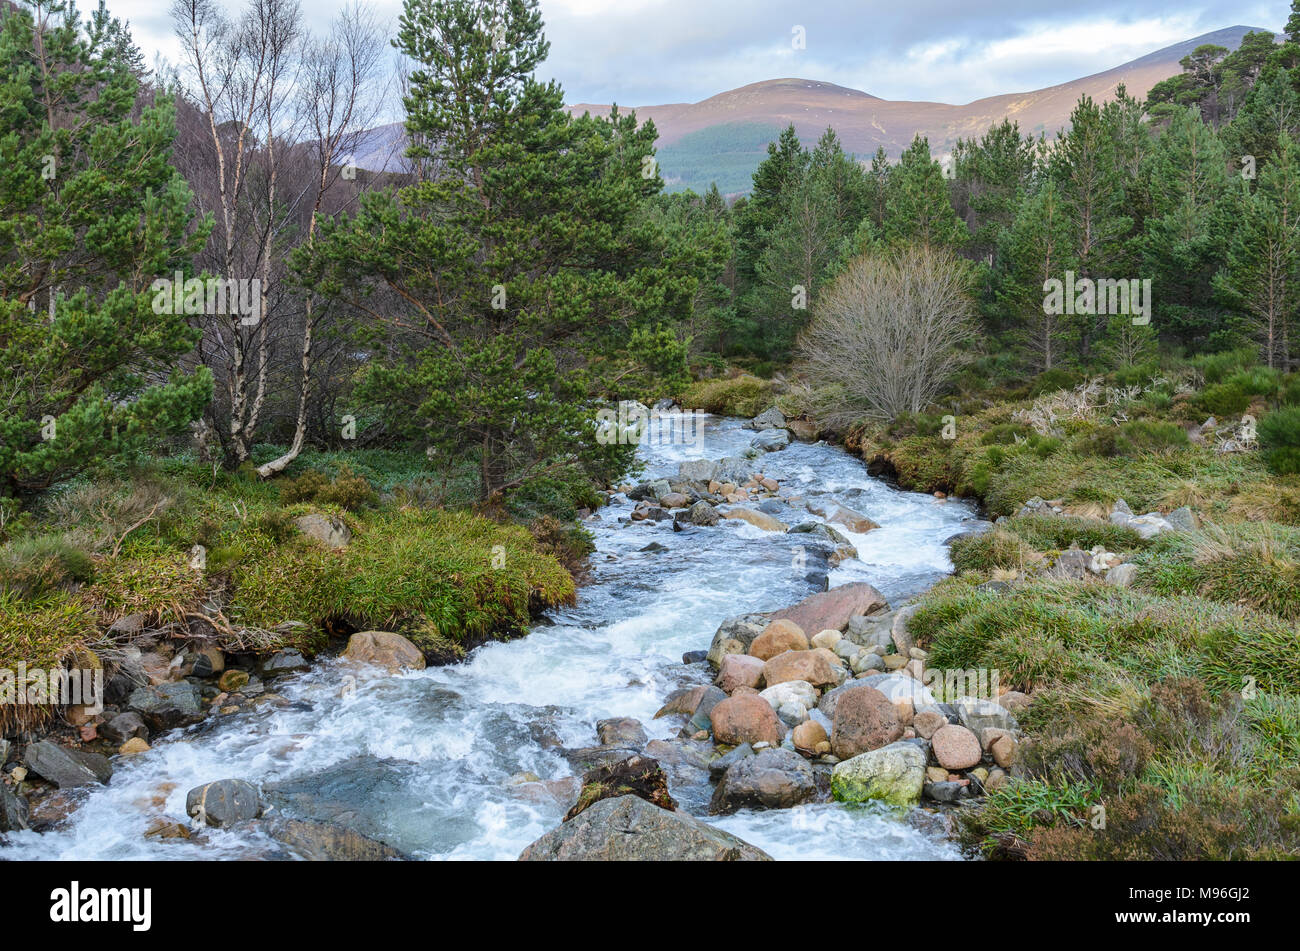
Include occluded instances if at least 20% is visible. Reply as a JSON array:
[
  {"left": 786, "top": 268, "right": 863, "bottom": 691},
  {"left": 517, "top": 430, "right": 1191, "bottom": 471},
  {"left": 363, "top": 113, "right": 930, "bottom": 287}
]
[{"left": 106, "top": 0, "right": 1290, "bottom": 114}]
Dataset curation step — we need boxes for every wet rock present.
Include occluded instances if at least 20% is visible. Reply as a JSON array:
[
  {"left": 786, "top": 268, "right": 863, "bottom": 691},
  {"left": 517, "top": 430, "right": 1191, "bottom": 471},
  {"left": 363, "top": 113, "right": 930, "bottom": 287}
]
[
  {"left": 706, "top": 613, "right": 769, "bottom": 668},
  {"left": 264, "top": 817, "right": 407, "bottom": 861},
  {"left": 710, "top": 694, "right": 786, "bottom": 746},
  {"left": 0, "top": 784, "right": 31, "bottom": 832},
  {"left": 99, "top": 712, "right": 148, "bottom": 745},
  {"left": 716, "top": 654, "right": 765, "bottom": 693},
  {"left": 295, "top": 512, "right": 351, "bottom": 548},
  {"left": 749, "top": 619, "right": 808, "bottom": 660},
  {"left": 678, "top": 459, "right": 720, "bottom": 484},
  {"left": 769, "top": 583, "right": 889, "bottom": 635},
  {"left": 830, "top": 685, "right": 903, "bottom": 759},
  {"left": 186, "top": 779, "right": 265, "bottom": 828},
  {"left": 23, "top": 741, "right": 112, "bottom": 789},
  {"left": 826, "top": 505, "right": 879, "bottom": 534},
  {"left": 932, "top": 724, "right": 982, "bottom": 770},
  {"left": 751, "top": 429, "right": 791, "bottom": 452},
  {"left": 924, "top": 781, "right": 971, "bottom": 803},
  {"left": 342, "top": 631, "right": 426, "bottom": 674},
  {"left": 659, "top": 492, "right": 691, "bottom": 510},
  {"left": 191, "top": 646, "right": 226, "bottom": 678},
  {"left": 708, "top": 742, "right": 755, "bottom": 780},
  {"left": 790, "top": 521, "right": 855, "bottom": 547},
  {"left": 127, "top": 681, "right": 204, "bottom": 731},
  {"left": 688, "top": 500, "right": 720, "bottom": 526},
  {"left": 686, "top": 686, "right": 729, "bottom": 734},
  {"left": 519, "top": 795, "right": 771, "bottom": 861},
  {"left": 218, "top": 670, "right": 250, "bottom": 693},
  {"left": 747, "top": 407, "right": 787, "bottom": 431},
  {"left": 119, "top": 738, "right": 151, "bottom": 755},
  {"left": 709, "top": 748, "right": 817, "bottom": 815},
  {"left": 831, "top": 741, "right": 926, "bottom": 806},
  {"left": 564, "top": 755, "right": 677, "bottom": 821},
  {"left": 681, "top": 650, "right": 708, "bottom": 665},
  {"left": 596, "top": 718, "right": 648, "bottom": 748},
  {"left": 260, "top": 649, "right": 310, "bottom": 677},
  {"left": 723, "top": 508, "right": 788, "bottom": 532}
]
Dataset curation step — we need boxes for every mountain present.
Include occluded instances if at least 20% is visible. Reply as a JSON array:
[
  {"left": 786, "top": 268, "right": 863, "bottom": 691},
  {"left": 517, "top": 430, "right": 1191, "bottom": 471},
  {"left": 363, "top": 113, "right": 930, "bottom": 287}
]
[
  {"left": 568, "top": 25, "right": 1271, "bottom": 195},
  {"left": 353, "top": 26, "right": 1273, "bottom": 195}
]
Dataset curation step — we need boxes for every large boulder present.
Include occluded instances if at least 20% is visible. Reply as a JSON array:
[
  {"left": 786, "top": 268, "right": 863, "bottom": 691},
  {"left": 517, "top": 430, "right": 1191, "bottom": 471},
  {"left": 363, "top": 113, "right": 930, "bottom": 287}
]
[
  {"left": 747, "top": 407, "right": 787, "bottom": 431},
  {"left": 706, "top": 614, "right": 769, "bottom": 668},
  {"left": 678, "top": 459, "right": 720, "bottom": 484},
  {"left": 710, "top": 694, "right": 786, "bottom": 746},
  {"left": 22, "top": 741, "right": 112, "bottom": 789},
  {"left": 751, "top": 429, "right": 791, "bottom": 453},
  {"left": 748, "top": 620, "right": 809, "bottom": 661},
  {"left": 716, "top": 654, "right": 765, "bottom": 693},
  {"left": 709, "top": 748, "right": 817, "bottom": 815},
  {"left": 723, "top": 509, "right": 788, "bottom": 532},
  {"left": 769, "top": 583, "right": 888, "bottom": 635},
  {"left": 343, "top": 631, "right": 427, "bottom": 674},
  {"left": 295, "top": 512, "right": 351, "bottom": 548},
  {"left": 688, "top": 501, "right": 721, "bottom": 526},
  {"left": 831, "top": 685, "right": 904, "bottom": 759},
  {"left": 0, "top": 784, "right": 30, "bottom": 832},
  {"left": 265, "top": 818, "right": 406, "bottom": 861},
  {"left": 762, "top": 649, "right": 843, "bottom": 689},
  {"left": 826, "top": 505, "right": 880, "bottom": 534},
  {"left": 519, "top": 795, "right": 772, "bottom": 861},
  {"left": 596, "top": 718, "right": 648, "bottom": 748},
  {"left": 186, "top": 779, "right": 265, "bottom": 828},
  {"left": 831, "top": 742, "right": 927, "bottom": 806},
  {"left": 564, "top": 755, "right": 677, "bottom": 821},
  {"left": 127, "top": 681, "right": 205, "bottom": 731},
  {"left": 99, "top": 712, "right": 148, "bottom": 745}
]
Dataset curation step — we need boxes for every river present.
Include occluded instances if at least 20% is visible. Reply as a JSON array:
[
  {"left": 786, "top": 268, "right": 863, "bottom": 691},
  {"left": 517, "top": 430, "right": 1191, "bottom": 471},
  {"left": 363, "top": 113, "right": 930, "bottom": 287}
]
[{"left": 3, "top": 413, "right": 981, "bottom": 861}]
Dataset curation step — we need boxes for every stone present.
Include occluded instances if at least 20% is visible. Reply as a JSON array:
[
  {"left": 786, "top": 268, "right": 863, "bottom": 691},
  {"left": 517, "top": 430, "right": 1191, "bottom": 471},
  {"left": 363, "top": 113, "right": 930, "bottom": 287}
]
[
  {"left": 954, "top": 697, "right": 1018, "bottom": 735},
  {"left": 924, "top": 781, "right": 971, "bottom": 803},
  {"left": 792, "top": 720, "right": 828, "bottom": 755},
  {"left": 709, "top": 748, "right": 817, "bottom": 815},
  {"left": 710, "top": 694, "right": 786, "bottom": 747},
  {"left": 659, "top": 493, "right": 691, "bottom": 510},
  {"left": 678, "top": 459, "right": 720, "bottom": 484},
  {"left": 748, "top": 407, "right": 787, "bottom": 431},
  {"left": 119, "top": 738, "right": 151, "bottom": 755},
  {"left": 769, "top": 582, "right": 888, "bottom": 636},
  {"left": 186, "top": 779, "right": 264, "bottom": 828},
  {"left": 913, "top": 710, "right": 947, "bottom": 740},
  {"left": 810, "top": 629, "right": 841, "bottom": 650},
  {"left": 716, "top": 654, "right": 765, "bottom": 693},
  {"left": 682, "top": 650, "right": 708, "bottom": 665},
  {"left": 260, "top": 649, "right": 310, "bottom": 677},
  {"left": 990, "top": 734, "right": 1018, "bottom": 768},
  {"left": 1048, "top": 548, "right": 1091, "bottom": 580},
  {"left": 997, "top": 691, "right": 1031, "bottom": 714},
  {"left": 831, "top": 741, "right": 927, "bottom": 806},
  {"left": 932, "top": 724, "right": 982, "bottom": 770},
  {"left": 705, "top": 612, "right": 783, "bottom": 668},
  {"left": 191, "top": 645, "right": 226, "bottom": 678},
  {"left": 266, "top": 818, "right": 406, "bottom": 861},
  {"left": 827, "top": 505, "right": 879, "bottom": 534},
  {"left": 723, "top": 508, "right": 788, "bottom": 532},
  {"left": 0, "top": 783, "right": 30, "bottom": 832},
  {"left": 218, "top": 670, "right": 250, "bottom": 693},
  {"left": 831, "top": 685, "right": 903, "bottom": 759},
  {"left": 342, "top": 631, "right": 426, "bottom": 674},
  {"left": 788, "top": 418, "right": 817, "bottom": 441},
  {"left": 596, "top": 718, "right": 648, "bottom": 748},
  {"left": 565, "top": 755, "right": 676, "bottom": 820},
  {"left": 519, "top": 795, "right": 771, "bottom": 862},
  {"left": 126, "top": 681, "right": 204, "bottom": 731},
  {"left": 688, "top": 500, "right": 720, "bottom": 526},
  {"left": 22, "top": 741, "right": 112, "bottom": 789},
  {"left": 656, "top": 685, "right": 712, "bottom": 719},
  {"left": 99, "top": 712, "right": 148, "bottom": 744},
  {"left": 751, "top": 429, "right": 791, "bottom": 452},
  {"left": 891, "top": 604, "right": 920, "bottom": 655},
  {"left": 749, "top": 619, "right": 809, "bottom": 660},
  {"left": 985, "top": 768, "right": 1010, "bottom": 792},
  {"left": 686, "top": 686, "right": 729, "bottom": 734},
  {"left": 709, "top": 743, "right": 754, "bottom": 781},
  {"left": 760, "top": 680, "right": 819, "bottom": 712},
  {"left": 926, "top": 766, "right": 949, "bottom": 783},
  {"left": 855, "top": 672, "right": 937, "bottom": 707},
  {"left": 1106, "top": 563, "right": 1139, "bottom": 587},
  {"left": 295, "top": 512, "right": 351, "bottom": 548},
  {"left": 763, "top": 649, "right": 841, "bottom": 689},
  {"left": 1166, "top": 507, "right": 1197, "bottom": 532}
]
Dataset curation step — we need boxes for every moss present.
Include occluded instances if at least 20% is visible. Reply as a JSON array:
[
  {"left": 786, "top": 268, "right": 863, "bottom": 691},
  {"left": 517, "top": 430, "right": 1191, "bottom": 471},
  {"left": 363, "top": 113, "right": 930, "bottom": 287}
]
[{"left": 678, "top": 374, "right": 773, "bottom": 418}]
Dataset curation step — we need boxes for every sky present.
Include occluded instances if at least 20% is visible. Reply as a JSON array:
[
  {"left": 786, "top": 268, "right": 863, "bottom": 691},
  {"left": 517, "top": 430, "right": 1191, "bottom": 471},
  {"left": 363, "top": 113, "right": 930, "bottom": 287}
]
[{"left": 104, "top": 0, "right": 1291, "bottom": 114}]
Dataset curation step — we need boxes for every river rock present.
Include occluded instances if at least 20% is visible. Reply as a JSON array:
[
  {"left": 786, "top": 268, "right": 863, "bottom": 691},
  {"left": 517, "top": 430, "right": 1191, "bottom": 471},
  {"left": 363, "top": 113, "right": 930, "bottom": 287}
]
[
  {"left": 830, "top": 685, "right": 903, "bottom": 759},
  {"left": 0, "top": 784, "right": 30, "bottom": 832},
  {"left": 218, "top": 670, "right": 250, "bottom": 693},
  {"left": 891, "top": 604, "right": 920, "bottom": 655},
  {"left": 932, "top": 724, "right": 982, "bottom": 769},
  {"left": 769, "top": 583, "right": 888, "bottom": 635},
  {"left": 831, "top": 741, "right": 927, "bottom": 806},
  {"left": 1106, "top": 563, "right": 1139, "bottom": 587},
  {"left": 686, "top": 686, "right": 729, "bottom": 734},
  {"left": 827, "top": 505, "right": 879, "bottom": 534},
  {"left": 660, "top": 492, "right": 691, "bottom": 510},
  {"left": 716, "top": 457, "right": 754, "bottom": 485},
  {"left": 751, "top": 429, "right": 791, "bottom": 452},
  {"left": 596, "top": 718, "right": 648, "bottom": 747},
  {"left": 127, "top": 681, "right": 204, "bottom": 731},
  {"left": 99, "top": 712, "right": 148, "bottom": 744},
  {"left": 191, "top": 645, "right": 225, "bottom": 678},
  {"left": 716, "top": 654, "right": 765, "bottom": 693},
  {"left": 749, "top": 619, "right": 808, "bottom": 660},
  {"left": 260, "top": 649, "right": 310, "bottom": 677},
  {"left": 678, "top": 459, "right": 720, "bottom": 484},
  {"left": 997, "top": 690, "right": 1031, "bottom": 714},
  {"left": 762, "top": 649, "right": 842, "bottom": 689},
  {"left": 708, "top": 742, "right": 754, "bottom": 780},
  {"left": 689, "top": 501, "right": 720, "bottom": 526},
  {"left": 810, "top": 629, "right": 842, "bottom": 650},
  {"left": 656, "top": 685, "right": 713, "bottom": 719},
  {"left": 22, "top": 741, "right": 111, "bottom": 789},
  {"left": 710, "top": 694, "right": 786, "bottom": 746},
  {"left": 186, "top": 779, "right": 265, "bottom": 827},
  {"left": 853, "top": 672, "right": 937, "bottom": 707},
  {"left": 565, "top": 754, "right": 676, "bottom": 820},
  {"left": 953, "top": 697, "right": 1018, "bottom": 735},
  {"left": 912, "top": 710, "right": 947, "bottom": 740},
  {"left": 265, "top": 818, "right": 407, "bottom": 861},
  {"left": 342, "top": 631, "right": 426, "bottom": 673},
  {"left": 706, "top": 613, "right": 770, "bottom": 668},
  {"left": 924, "top": 781, "right": 971, "bottom": 803},
  {"left": 792, "top": 720, "right": 828, "bottom": 755},
  {"left": 760, "top": 680, "right": 819, "bottom": 713},
  {"left": 747, "top": 407, "right": 787, "bottom": 431},
  {"left": 709, "top": 748, "right": 817, "bottom": 815},
  {"left": 295, "top": 512, "right": 351, "bottom": 548},
  {"left": 724, "top": 508, "right": 788, "bottom": 532},
  {"left": 519, "top": 795, "right": 772, "bottom": 861}
]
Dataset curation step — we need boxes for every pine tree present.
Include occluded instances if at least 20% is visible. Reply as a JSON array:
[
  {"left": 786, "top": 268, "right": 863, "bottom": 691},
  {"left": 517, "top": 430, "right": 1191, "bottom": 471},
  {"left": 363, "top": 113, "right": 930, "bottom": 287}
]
[
  {"left": 996, "top": 181, "right": 1077, "bottom": 370},
  {"left": 303, "top": 0, "right": 679, "bottom": 502},
  {"left": 0, "top": 0, "right": 212, "bottom": 501},
  {"left": 882, "top": 135, "right": 967, "bottom": 251}
]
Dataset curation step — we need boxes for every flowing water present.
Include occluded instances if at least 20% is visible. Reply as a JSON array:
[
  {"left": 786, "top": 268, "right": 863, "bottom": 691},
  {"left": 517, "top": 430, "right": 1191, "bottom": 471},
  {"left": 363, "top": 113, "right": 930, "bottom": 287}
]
[{"left": 4, "top": 414, "right": 984, "bottom": 861}]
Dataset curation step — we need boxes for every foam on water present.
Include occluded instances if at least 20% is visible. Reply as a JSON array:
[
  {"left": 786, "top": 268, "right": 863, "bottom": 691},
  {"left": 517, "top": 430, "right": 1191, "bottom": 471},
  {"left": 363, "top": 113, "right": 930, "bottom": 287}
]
[{"left": 2, "top": 414, "right": 980, "bottom": 861}]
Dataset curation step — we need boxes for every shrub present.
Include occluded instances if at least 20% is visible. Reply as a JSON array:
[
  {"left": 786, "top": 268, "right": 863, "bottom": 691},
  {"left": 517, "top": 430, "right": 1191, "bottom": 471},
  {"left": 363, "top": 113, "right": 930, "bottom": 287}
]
[
  {"left": 1190, "top": 347, "right": 1257, "bottom": 385},
  {"left": 1030, "top": 367, "right": 1084, "bottom": 397},
  {"left": 678, "top": 374, "right": 773, "bottom": 418},
  {"left": 0, "top": 535, "right": 96, "bottom": 599},
  {"left": 1259, "top": 406, "right": 1300, "bottom": 476}
]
